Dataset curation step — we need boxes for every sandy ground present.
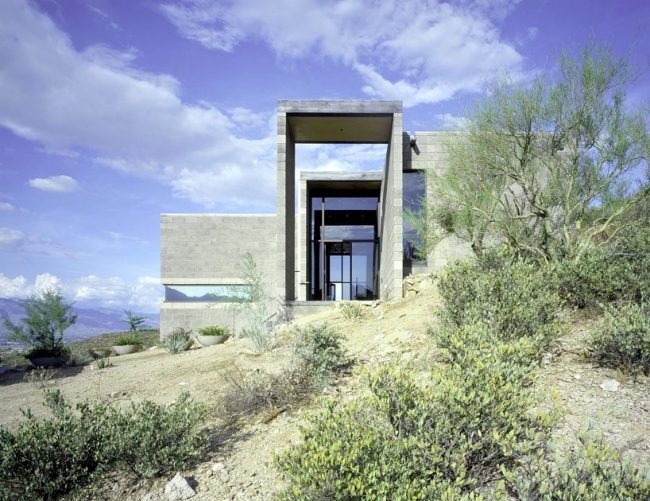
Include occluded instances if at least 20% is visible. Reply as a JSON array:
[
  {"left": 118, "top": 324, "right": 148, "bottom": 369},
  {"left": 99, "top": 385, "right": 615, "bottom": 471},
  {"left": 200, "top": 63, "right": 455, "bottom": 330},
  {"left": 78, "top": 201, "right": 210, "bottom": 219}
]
[{"left": 1, "top": 281, "right": 648, "bottom": 500}]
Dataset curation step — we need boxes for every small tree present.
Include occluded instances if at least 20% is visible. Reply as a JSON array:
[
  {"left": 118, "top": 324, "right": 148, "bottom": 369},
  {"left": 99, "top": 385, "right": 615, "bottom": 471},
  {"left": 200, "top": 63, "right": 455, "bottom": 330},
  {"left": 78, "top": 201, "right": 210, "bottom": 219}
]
[
  {"left": 230, "top": 251, "right": 275, "bottom": 353},
  {"left": 2, "top": 289, "right": 77, "bottom": 356},
  {"left": 123, "top": 309, "right": 146, "bottom": 335},
  {"left": 418, "top": 44, "right": 650, "bottom": 263}
]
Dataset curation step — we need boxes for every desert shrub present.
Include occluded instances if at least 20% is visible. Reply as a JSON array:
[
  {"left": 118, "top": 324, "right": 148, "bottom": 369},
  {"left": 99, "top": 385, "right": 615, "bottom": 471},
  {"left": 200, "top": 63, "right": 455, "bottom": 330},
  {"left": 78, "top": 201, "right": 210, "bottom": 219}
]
[
  {"left": 0, "top": 391, "right": 206, "bottom": 500},
  {"left": 588, "top": 303, "right": 650, "bottom": 376},
  {"left": 339, "top": 302, "right": 364, "bottom": 320},
  {"left": 163, "top": 327, "right": 193, "bottom": 354},
  {"left": 502, "top": 431, "right": 650, "bottom": 499},
  {"left": 217, "top": 366, "right": 315, "bottom": 423},
  {"left": 291, "top": 324, "right": 347, "bottom": 380},
  {"left": 2, "top": 288, "right": 77, "bottom": 357},
  {"left": 197, "top": 325, "right": 229, "bottom": 336},
  {"left": 276, "top": 358, "right": 557, "bottom": 499},
  {"left": 107, "top": 392, "right": 207, "bottom": 477},
  {"left": 114, "top": 334, "right": 142, "bottom": 346},
  {"left": 552, "top": 229, "right": 650, "bottom": 308},
  {"left": 436, "top": 256, "right": 560, "bottom": 351}
]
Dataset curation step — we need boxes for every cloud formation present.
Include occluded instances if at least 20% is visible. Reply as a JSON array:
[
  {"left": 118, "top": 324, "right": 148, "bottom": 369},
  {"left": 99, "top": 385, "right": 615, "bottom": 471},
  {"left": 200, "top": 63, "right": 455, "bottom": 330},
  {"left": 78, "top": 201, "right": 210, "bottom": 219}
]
[
  {"left": 0, "top": 0, "right": 276, "bottom": 211},
  {"left": 28, "top": 175, "right": 79, "bottom": 192},
  {"left": 0, "top": 202, "right": 16, "bottom": 212},
  {"left": 0, "top": 272, "right": 163, "bottom": 312},
  {"left": 160, "top": 0, "right": 524, "bottom": 106}
]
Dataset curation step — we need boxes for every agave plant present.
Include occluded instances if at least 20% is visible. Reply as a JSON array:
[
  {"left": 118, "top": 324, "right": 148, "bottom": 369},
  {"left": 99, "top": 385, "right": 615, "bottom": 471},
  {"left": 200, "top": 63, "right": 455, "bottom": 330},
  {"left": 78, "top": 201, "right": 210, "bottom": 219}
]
[{"left": 163, "top": 327, "right": 194, "bottom": 355}]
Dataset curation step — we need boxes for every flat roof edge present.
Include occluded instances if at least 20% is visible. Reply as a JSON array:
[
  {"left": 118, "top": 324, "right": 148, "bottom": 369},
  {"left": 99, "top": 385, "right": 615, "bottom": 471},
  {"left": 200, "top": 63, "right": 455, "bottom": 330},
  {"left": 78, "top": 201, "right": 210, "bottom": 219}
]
[
  {"left": 278, "top": 100, "right": 402, "bottom": 114},
  {"left": 300, "top": 171, "right": 383, "bottom": 181}
]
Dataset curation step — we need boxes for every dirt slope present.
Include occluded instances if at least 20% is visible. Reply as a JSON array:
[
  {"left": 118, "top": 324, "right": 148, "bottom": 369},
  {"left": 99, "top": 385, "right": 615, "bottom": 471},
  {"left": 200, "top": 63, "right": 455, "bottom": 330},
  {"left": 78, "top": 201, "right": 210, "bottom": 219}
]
[{"left": 0, "top": 280, "right": 648, "bottom": 500}]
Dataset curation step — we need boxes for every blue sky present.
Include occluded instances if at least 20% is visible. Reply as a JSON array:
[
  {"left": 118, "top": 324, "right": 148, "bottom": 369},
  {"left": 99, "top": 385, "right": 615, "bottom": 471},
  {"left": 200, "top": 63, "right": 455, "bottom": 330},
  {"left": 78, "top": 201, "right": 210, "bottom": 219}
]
[{"left": 1, "top": 0, "right": 648, "bottom": 312}]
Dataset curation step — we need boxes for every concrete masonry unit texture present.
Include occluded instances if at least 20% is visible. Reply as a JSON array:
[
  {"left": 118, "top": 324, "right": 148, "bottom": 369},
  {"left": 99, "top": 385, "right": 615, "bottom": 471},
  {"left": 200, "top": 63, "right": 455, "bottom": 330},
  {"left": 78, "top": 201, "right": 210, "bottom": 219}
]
[{"left": 159, "top": 100, "right": 471, "bottom": 337}]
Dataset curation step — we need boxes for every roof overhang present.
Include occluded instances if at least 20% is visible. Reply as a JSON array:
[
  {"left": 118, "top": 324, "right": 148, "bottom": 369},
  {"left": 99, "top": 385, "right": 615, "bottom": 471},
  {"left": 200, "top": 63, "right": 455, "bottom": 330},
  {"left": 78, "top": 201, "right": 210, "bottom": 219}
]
[{"left": 279, "top": 100, "right": 401, "bottom": 144}]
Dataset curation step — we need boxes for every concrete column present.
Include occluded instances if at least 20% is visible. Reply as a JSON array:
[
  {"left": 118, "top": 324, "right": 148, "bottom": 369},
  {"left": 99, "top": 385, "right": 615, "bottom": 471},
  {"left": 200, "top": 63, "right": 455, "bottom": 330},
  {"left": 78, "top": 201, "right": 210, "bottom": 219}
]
[{"left": 276, "top": 111, "right": 296, "bottom": 301}]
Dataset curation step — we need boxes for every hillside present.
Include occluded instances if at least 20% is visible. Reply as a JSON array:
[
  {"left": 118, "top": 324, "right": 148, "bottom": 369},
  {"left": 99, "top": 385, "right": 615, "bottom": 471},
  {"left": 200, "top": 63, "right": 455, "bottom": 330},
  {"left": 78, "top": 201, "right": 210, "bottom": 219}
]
[{"left": 0, "top": 278, "right": 647, "bottom": 500}]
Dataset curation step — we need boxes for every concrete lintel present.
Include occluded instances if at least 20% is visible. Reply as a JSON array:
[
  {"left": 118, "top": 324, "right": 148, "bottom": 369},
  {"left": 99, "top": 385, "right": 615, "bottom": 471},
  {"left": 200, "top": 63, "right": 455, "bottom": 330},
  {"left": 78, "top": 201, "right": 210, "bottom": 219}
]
[
  {"left": 300, "top": 171, "right": 383, "bottom": 182},
  {"left": 278, "top": 100, "right": 402, "bottom": 114}
]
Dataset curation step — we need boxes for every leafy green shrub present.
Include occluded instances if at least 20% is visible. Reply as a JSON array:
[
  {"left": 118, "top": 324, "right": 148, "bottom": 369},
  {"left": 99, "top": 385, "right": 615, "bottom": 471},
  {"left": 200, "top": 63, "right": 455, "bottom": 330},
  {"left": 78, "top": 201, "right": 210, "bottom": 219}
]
[
  {"left": 217, "top": 366, "right": 315, "bottom": 423},
  {"left": 107, "top": 393, "right": 207, "bottom": 477},
  {"left": 502, "top": 431, "right": 650, "bottom": 499},
  {"left": 162, "top": 327, "right": 194, "bottom": 354},
  {"left": 276, "top": 358, "right": 557, "bottom": 499},
  {"left": 436, "top": 257, "right": 560, "bottom": 351},
  {"left": 197, "top": 325, "right": 229, "bottom": 336},
  {"left": 552, "top": 230, "right": 650, "bottom": 308},
  {"left": 291, "top": 324, "right": 347, "bottom": 380},
  {"left": 588, "top": 303, "right": 650, "bottom": 376},
  {"left": 2, "top": 289, "right": 77, "bottom": 357},
  {"left": 0, "top": 391, "right": 206, "bottom": 500},
  {"left": 339, "top": 302, "right": 364, "bottom": 320},
  {"left": 114, "top": 334, "right": 142, "bottom": 346}
]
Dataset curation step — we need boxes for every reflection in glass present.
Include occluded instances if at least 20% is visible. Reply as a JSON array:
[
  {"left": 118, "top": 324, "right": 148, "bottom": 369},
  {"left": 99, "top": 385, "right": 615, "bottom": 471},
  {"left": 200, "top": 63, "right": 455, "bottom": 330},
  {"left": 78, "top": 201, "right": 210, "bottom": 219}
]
[
  {"left": 403, "top": 171, "right": 426, "bottom": 261},
  {"left": 165, "top": 285, "right": 251, "bottom": 302}
]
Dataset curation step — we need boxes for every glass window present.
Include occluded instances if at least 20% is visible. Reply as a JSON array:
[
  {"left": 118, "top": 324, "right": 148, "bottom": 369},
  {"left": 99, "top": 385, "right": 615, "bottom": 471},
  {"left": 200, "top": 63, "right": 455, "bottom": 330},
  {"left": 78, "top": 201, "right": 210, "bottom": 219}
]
[
  {"left": 164, "top": 285, "right": 251, "bottom": 302},
  {"left": 403, "top": 171, "right": 426, "bottom": 262}
]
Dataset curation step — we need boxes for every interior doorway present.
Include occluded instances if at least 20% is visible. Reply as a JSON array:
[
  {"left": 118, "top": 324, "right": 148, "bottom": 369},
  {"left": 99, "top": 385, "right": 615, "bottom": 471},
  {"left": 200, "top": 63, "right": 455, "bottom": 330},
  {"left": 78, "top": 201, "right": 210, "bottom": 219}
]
[{"left": 309, "top": 186, "right": 379, "bottom": 301}]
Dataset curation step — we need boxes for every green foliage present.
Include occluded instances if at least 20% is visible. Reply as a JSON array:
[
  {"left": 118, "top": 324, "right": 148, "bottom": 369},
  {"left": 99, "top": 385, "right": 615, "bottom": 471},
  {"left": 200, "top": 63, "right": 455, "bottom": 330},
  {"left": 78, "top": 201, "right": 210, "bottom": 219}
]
[
  {"left": 291, "top": 324, "right": 347, "bottom": 381},
  {"left": 197, "top": 324, "right": 229, "bottom": 336},
  {"left": 163, "top": 327, "right": 194, "bottom": 354},
  {"left": 114, "top": 334, "right": 143, "bottom": 346},
  {"left": 588, "top": 303, "right": 650, "bottom": 377},
  {"left": 233, "top": 251, "right": 276, "bottom": 353},
  {"left": 502, "top": 431, "right": 650, "bottom": 500},
  {"left": 435, "top": 255, "right": 561, "bottom": 351},
  {"left": 0, "top": 391, "right": 206, "bottom": 500},
  {"left": 2, "top": 288, "right": 77, "bottom": 356},
  {"left": 552, "top": 229, "right": 650, "bottom": 308},
  {"left": 339, "top": 302, "right": 364, "bottom": 320},
  {"left": 276, "top": 360, "right": 557, "bottom": 499},
  {"left": 419, "top": 45, "right": 650, "bottom": 263},
  {"left": 122, "top": 309, "right": 146, "bottom": 335}
]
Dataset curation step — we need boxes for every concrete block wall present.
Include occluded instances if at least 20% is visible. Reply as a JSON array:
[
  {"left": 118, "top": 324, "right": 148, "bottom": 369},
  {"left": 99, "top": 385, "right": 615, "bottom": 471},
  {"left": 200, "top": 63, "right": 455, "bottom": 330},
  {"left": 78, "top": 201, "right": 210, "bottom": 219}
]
[
  {"left": 160, "top": 213, "right": 277, "bottom": 337},
  {"left": 403, "top": 132, "right": 473, "bottom": 272},
  {"left": 378, "top": 112, "right": 404, "bottom": 299}
]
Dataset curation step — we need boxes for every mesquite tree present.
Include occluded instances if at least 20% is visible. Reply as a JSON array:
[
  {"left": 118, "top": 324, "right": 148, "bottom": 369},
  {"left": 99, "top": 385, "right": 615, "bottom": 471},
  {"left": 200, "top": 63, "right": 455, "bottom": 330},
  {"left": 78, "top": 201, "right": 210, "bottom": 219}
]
[{"left": 412, "top": 44, "right": 650, "bottom": 263}]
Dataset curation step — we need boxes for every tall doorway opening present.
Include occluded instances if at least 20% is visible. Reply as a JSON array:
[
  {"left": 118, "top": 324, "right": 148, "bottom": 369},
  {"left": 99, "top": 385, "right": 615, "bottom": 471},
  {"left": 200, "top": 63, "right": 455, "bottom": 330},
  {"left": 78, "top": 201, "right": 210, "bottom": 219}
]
[{"left": 308, "top": 183, "right": 380, "bottom": 301}]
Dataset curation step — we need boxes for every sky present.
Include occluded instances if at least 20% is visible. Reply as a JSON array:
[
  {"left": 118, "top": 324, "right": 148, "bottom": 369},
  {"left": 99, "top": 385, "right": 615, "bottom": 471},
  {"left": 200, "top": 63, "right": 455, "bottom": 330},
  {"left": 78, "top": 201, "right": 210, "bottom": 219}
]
[{"left": 0, "top": 0, "right": 649, "bottom": 313}]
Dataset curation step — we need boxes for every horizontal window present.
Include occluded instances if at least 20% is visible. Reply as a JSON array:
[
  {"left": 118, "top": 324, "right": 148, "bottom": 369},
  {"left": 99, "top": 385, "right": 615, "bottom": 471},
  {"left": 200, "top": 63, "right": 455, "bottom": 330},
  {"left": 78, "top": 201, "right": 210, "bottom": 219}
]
[{"left": 164, "top": 285, "right": 251, "bottom": 302}]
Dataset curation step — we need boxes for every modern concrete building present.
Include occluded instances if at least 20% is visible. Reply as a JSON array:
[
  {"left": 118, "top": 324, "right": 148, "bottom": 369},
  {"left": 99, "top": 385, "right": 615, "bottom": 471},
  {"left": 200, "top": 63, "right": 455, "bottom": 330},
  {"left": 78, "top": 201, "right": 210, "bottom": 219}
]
[{"left": 160, "top": 100, "right": 471, "bottom": 337}]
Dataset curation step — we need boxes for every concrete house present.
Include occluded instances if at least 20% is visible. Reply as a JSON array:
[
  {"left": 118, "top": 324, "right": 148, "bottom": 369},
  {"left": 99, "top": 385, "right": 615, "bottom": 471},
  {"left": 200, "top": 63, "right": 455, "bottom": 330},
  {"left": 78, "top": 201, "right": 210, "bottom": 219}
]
[{"left": 160, "top": 100, "right": 470, "bottom": 337}]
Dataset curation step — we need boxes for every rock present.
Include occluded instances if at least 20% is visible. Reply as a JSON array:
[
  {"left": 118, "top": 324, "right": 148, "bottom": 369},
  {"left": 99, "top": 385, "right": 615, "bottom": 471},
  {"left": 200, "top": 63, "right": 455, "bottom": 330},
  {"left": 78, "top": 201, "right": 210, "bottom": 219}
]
[
  {"left": 164, "top": 473, "right": 196, "bottom": 500},
  {"left": 541, "top": 353, "right": 553, "bottom": 366},
  {"left": 211, "top": 462, "right": 226, "bottom": 473},
  {"left": 600, "top": 379, "right": 620, "bottom": 392}
]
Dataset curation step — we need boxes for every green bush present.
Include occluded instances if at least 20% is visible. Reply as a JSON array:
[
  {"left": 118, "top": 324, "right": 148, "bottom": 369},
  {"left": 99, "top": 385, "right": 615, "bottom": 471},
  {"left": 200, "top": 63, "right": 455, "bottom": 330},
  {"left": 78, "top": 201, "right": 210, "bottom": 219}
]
[
  {"left": 163, "top": 327, "right": 193, "bottom": 354},
  {"left": 552, "top": 230, "right": 650, "bottom": 308},
  {"left": 339, "top": 302, "right": 364, "bottom": 320},
  {"left": 114, "top": 334, "right": 142, "bottom": 346},
  {"left": 502, "top": 431, "right": 650, "bottom": 499},
  {"left": 291, "top": 324, "right": 347, "bottom": 380},
  {"left": 276, "top": 357, "right": 557, "bottom": 499},
  {"left": 2, "top": 289, "right": 77, "bottom": 357},
  {"left": 436, "top": 256, "right": 560, "bottom": 351},
  {"left": 588, "top": 303, "right": 650, "bottom": 376},
  {"left": 197, "top": 325, "right": 229, "bottom": 336},
  {"left": 0, "top": 391, "right": 206, "bottom": 500}
]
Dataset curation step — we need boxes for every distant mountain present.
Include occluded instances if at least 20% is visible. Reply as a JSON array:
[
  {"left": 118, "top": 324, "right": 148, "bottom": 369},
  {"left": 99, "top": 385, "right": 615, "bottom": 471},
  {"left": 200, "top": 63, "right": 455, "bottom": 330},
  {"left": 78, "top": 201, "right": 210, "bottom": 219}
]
[{"left": 0, "top": 298, "right": 159, "bottom": 346}]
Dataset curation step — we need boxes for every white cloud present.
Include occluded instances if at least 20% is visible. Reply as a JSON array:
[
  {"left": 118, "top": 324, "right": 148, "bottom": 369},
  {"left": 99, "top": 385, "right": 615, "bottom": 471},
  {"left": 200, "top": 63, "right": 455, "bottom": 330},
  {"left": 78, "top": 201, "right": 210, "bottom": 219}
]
[
  {"left": 0, "top": 0, "right": 276, "bottom": 210},
  {"left": 160, "top": 0, "right": 525, "bottom": 106},
  {"left": 0, "top": 202, "right": 16, "bottom": 212},
  {"left": 0, "top": 227, "right": 25, "bottom": 250},
  {"left": 28, "top": 175, "right": 79, "bottom": 192},
  {"left": 0, "top": 272, "right": 60, "bottom": 298},
  {"left": 0, "top": 272, "right": 162, "bottom": 311}
]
